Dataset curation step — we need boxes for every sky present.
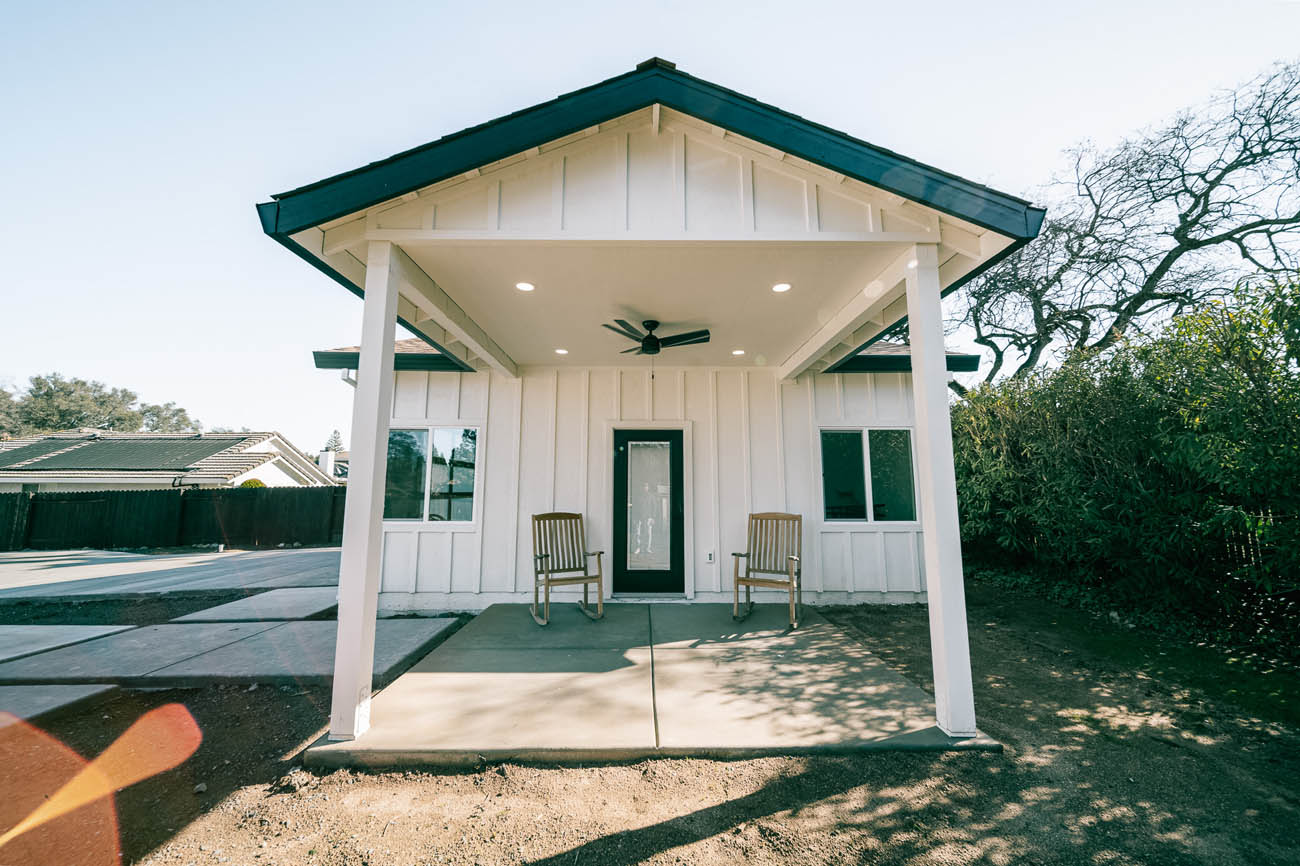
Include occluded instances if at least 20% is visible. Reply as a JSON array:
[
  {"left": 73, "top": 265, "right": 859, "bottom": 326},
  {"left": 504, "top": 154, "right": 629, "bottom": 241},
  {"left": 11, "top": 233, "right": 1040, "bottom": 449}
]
[{"left": 2, "top": 0, "right": 1298, "bottom": 451}]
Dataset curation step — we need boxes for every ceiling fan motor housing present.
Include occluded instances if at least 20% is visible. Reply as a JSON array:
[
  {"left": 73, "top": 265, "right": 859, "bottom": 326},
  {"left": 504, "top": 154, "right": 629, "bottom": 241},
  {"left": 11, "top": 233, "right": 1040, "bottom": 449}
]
[{"left": 642, "top": 321, "right": 661, "bottom": 354}]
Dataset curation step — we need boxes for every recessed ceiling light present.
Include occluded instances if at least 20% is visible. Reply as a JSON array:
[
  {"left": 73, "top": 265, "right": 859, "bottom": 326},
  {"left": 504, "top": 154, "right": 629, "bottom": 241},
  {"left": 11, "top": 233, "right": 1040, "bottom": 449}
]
[
  {"left": 771, "top": 282, "right": 792, "bottom": 293},
  {"left": 731, "top": 349, "right": 745, "bottom": 356},
  {"left": 516, "top": 282, "right": 536, "bottom": 292},
  {"left": 554, "top": 348, "right": 568, "bottom": 355}
]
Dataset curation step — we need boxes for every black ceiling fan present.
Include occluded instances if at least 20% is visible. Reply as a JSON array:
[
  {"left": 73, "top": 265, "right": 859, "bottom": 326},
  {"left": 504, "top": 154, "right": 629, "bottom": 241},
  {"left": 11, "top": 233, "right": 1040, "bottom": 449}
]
[{"left": 602, "top": 319, "right": 710, "bottom": 355}]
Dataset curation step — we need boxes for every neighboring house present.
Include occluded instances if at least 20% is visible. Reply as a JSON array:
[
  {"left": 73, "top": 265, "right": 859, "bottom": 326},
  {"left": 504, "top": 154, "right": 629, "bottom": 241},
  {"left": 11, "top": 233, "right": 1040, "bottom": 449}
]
[
  {"left": 0, "top": 431, "right": 336, "bottom": 492},
  {"left": 265, "top": 58, "right": 1044, "bottom": 739}
]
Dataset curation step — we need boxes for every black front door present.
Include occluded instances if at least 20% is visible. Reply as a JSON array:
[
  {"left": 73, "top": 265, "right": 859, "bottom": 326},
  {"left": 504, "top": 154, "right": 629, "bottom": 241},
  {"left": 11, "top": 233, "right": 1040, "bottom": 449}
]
[{"left": 612, "top": 429, "right": 684, "bottom": 593}]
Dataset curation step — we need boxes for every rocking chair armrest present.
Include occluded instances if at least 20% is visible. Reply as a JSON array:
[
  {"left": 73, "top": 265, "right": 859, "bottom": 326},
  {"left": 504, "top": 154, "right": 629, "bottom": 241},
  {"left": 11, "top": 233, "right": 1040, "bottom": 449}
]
[
  {"left": 585, "top": 551, "right": 604, "bottom": 557},
  {"left": 732, "top": 552, "right": 748, "bottom": 558},
  {"left": 787, "top": 555, "right": 801, "bottom": 563},
  {"left": 534, "top": 553, "right": 549, "bottom": 561}
]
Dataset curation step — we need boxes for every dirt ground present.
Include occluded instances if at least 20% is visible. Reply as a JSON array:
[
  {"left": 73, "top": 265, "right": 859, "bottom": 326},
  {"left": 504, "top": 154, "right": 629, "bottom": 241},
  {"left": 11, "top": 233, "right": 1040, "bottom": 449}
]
[{"left": 9, "top": 579, "right": 1299, "bottom": 866}]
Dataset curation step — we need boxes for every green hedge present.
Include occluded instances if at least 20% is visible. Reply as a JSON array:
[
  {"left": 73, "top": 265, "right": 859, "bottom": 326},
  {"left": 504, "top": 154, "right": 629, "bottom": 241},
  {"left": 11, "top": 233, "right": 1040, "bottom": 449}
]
[{"left": 952, "top": 282, "right": 1300, "bottom": 649}]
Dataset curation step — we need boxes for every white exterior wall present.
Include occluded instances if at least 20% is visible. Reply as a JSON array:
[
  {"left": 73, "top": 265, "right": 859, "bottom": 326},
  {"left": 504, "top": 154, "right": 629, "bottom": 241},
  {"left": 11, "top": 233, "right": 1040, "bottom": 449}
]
[{"left": 378, "top": 367, "right": 927, "bottom": 611}]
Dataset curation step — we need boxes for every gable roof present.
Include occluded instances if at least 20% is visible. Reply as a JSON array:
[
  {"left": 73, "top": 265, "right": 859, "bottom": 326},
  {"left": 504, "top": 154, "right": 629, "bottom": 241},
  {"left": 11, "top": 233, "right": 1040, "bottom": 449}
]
[
  {"left": 0, "top": 432, "right": 335, "bottom": 486},
  {"left": 259, "top": 58, "right": 1044, "bottom": 241}
]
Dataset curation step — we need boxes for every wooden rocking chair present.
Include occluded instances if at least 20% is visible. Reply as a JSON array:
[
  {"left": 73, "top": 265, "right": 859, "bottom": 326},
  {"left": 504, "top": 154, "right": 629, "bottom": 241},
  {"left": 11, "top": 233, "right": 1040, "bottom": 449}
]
[
  {"left": 733, "top": 512, "right": 803, "bottom": 628},
  {"left": 531, "top": 512, "right": 604, "bottom": 626}
]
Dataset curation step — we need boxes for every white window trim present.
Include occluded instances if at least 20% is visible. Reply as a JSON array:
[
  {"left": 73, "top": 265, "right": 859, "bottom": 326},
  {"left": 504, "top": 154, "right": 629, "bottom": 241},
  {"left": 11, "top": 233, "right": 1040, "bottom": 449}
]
[
  {"left": 382, "top": 423, "right": 485, "bottom": 532},
  {"left": 818, "top": 425, "right": 921, "bottom": 529}
]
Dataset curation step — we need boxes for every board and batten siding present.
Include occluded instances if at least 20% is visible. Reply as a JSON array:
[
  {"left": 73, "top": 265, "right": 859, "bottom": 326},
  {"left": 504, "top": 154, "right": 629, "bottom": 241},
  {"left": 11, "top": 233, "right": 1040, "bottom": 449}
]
[{"left": 378, "top": 367, "right": 926, "bottom": 611}]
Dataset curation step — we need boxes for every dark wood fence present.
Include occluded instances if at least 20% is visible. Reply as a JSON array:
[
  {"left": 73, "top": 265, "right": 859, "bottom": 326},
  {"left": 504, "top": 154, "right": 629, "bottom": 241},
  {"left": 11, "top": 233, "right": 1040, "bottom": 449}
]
[{"left": 0, "top": 487, "right": 347, "bottom": 552}]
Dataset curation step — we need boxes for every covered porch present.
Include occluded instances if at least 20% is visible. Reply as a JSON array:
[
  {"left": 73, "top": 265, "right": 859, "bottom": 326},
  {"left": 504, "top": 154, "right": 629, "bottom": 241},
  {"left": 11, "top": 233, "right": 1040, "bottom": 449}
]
[
  {"left": 306, "top": 603, "right": 997, "bottom": 767},
  {"left": 258, "top": 58, "right": 1045, "bottom": 750}
]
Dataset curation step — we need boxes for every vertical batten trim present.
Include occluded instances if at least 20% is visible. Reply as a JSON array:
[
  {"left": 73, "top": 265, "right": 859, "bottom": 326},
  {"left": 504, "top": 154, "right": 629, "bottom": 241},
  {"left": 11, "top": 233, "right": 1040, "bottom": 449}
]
[
  {"left": 774, "top": 377, "right": 787, "bottom": 510},
  {"left": 834, "top": 373, "right": 845, "bottom": 421},
  {"left": 676, "top": 369, "right": 686, "bottom": 420},
  {"left": 709, "top": 369, "right": 722, "bottom": 593},
  {"left": 613, "top": 369, "right": 622, "bottom": 422},
  {"left": 548, "top": 369, "right": 559, "bottom": 512},
  {"left": 474, "top": 373, "right": 491, "bottom": 594},
  {"left": 452, "top": 372, "right": 462, "bottom": 420},
  {"left": 552, "top": 158, "right": 565, "bottom": 230},
  {"left": 741, "top": 158, "right": 756, "bottom": 231},
  {"left": 487, "top": 180, "right": 501, "bottom": 231},
  {"left": 615, "top": 132, "right": 629, "bottom": 231},
  {"left": 579, "top": 369, "right": 590, "bottom": 518},
  {"left": 740, "top": 370, "right": 752, "bottom": 515},
  {"left": 806, "top": 181, "right": 820, "bottom": 232},
  {"left": 675, "top": 132, "right": 687, "bottom": 230},
  {"left": 645, "top": 369, "right": 653, "bottom": 419},
  {"left": 806, "top": 375, "right": 824, "bottom": 594},
  {"left": 509, "top": 376, "right": 523, "bottom": 592}
]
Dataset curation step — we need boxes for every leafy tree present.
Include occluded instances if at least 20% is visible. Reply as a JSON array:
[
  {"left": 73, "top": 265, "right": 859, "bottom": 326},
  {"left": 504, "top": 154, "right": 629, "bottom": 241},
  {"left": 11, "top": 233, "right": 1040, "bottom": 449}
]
[
  {"left": 955, "top": 61, "right": 1300, "bottom": 382},
  {"left": 239, "top": 478, "right": 267, "bottom": 488},
  {"left": 953, "top": 279, "right": 1300, "bottom": 641},
  {"left": 18, "top": 373, "right": 142, "bottom": 433},
  {"left": 323, "top": 429, "right": 344, "bottom": 452},
  {"left": 0, "top": 387, "right": 18, "bottom": 438},
  {"left": 140, "top": 401, "right": 201, "bottom": 433}
]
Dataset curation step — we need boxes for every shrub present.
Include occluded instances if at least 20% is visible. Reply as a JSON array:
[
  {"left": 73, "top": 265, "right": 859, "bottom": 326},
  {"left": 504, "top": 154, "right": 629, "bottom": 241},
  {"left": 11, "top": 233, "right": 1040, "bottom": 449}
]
[
  {"left": 238, "top": 478, "right": 267, "bottom": 488},
  {"left": 953, "top": 280, "right": 1300, "bottom": 648}
]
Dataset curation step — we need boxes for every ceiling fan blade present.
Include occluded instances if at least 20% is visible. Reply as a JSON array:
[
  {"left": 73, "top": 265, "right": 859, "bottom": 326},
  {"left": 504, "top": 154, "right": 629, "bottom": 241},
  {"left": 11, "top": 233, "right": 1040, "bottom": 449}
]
[
  {"left": 666, "top": 335, "right": 710, "bottom": 348},
  {"left": 614, "top": 319, "right": 645, "bottom": 339},
  {"left": 658, "top": 329, "right": 711, "bottom": 347},
  {"left": 602, "top": 323, "right": 640, "bottom": 341},
  {"left": 620, "top": 346, "right": 643, "bottom": 354}
]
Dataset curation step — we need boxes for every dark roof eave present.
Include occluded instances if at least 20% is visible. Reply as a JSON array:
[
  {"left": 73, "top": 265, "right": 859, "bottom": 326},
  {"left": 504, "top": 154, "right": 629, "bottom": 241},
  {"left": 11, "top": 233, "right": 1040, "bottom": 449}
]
[
  {"left": 832, "top": 353, "right": 979, "bottom": 374},
  {"left": 313, "top": 350, "right": 467, "bottom": 372},
  {"left": 258, "top": 62, "right": 1045, "bottom": 240}
]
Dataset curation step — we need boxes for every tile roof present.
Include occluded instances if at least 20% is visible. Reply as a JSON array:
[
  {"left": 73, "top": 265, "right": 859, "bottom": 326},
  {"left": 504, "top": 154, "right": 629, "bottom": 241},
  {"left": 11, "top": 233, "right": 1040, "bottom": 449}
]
[{"left": 0, "top": 432, "right": 324, "bottom": 485}]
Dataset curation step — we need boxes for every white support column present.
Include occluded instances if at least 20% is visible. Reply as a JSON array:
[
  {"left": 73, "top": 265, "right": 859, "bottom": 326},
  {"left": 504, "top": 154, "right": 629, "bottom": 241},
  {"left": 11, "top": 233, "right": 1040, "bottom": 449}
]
[
  {"left": 905, "top": 243, "right": 978, "bottom": 737},
  {"left": 328, "top": 240, "right": 399, "bottom": 741}
]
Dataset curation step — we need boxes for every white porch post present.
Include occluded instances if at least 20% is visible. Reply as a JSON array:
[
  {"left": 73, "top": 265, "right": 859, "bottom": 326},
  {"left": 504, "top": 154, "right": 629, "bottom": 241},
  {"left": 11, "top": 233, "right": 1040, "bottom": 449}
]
[
  {"left": 329, "top": 240, "right": 399, "bottom": 741},
  {"left": 905, "top": 243, "right": 978, "bottom": 737}
]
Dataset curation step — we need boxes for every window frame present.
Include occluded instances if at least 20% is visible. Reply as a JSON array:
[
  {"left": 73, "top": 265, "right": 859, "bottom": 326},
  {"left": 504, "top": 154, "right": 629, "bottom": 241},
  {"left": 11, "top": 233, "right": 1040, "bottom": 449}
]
[
  {"left": 381, "top": 423, "right": 483, "bottom": 530},
  {"left": 818, "top": 425, "right": 921, "bottom": 527}
]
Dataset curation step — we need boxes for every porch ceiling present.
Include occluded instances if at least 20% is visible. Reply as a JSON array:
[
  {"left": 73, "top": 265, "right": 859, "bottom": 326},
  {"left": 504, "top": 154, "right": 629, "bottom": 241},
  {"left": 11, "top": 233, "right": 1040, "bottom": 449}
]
[
  {"left": 398, "top": 240, "right": 904, "bottom": 367},
  {"left": 263, "top": 59, "right": 1044, "bottom": 377}
]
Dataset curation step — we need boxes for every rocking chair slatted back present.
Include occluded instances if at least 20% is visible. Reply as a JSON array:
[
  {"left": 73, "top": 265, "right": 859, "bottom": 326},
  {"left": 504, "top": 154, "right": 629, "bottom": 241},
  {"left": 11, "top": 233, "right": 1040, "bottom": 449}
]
[
  {"left": 533, "top": 512, "right": 587, "bottom": 574},
  {"left": 745, "top": 512, "right": 802, "bottom": 575}
]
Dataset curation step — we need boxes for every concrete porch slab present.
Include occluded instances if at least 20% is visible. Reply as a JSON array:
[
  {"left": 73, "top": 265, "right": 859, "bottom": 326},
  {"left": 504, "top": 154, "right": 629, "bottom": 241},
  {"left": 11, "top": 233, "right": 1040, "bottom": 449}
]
[
  {"left": 0, "top": 684, "right": 119, "bottom": 727},
  {"left": 447, "top": 602, "right": 649, "bottom": 649},
  {"left": 308, "top": 645, "right": 657, "bottom": 767},
  {"left": 0, "top": 625, "right": 134, "bottom": 662},
  {"left": 305, "top": 603, "right": 999, "bottom": 768},
  {"left": 172, "top": 587, "right": 339, "bottom": 622}
]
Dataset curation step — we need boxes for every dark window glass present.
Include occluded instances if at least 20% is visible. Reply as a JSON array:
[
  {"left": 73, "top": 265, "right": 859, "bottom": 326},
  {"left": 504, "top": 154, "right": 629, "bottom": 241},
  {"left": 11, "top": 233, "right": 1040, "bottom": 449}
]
[
  {"left": 429, "top": 428, "right": 477, "bottom": 521},
  {"left": 820, "top": 431, "right": 867, "bottom": 520},
  {"left": 869, "top": 429, "right": 916, "bottom": 521},
  {"left": 383, "top": 429, "right": 428, "bottom": 519}
]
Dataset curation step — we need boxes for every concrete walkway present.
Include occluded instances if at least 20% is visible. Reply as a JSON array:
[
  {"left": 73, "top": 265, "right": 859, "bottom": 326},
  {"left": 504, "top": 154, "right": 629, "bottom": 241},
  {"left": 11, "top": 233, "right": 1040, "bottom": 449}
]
[
  {"left": 0, "top": 548, "right": 340, "bottom": 598},
  {"left": 307, "top": 603, "right": 997, "bottom": 767}
]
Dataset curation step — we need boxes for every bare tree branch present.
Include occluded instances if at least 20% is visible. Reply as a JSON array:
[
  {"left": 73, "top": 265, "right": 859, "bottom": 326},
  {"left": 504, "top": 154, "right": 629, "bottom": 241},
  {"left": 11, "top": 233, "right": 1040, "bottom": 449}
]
[{"left": 953, "top": 61, "right": 1300, "bottom": 381}]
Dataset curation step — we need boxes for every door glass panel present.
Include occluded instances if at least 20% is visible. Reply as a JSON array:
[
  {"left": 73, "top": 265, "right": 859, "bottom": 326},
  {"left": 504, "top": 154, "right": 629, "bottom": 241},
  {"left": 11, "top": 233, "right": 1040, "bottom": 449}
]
[{"left": 626, "top": 441, "right": 671, "bottom": 570}]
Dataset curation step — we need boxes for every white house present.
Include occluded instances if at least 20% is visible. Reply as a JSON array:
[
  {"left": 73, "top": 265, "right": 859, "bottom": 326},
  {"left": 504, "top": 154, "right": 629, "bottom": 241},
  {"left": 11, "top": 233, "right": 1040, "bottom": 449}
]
[
  {"left": 0, "top": 431, "right": 336, "bottom": 491},
  {"left": 261, "top": 59, "right": 1044, "bottom": 740}
]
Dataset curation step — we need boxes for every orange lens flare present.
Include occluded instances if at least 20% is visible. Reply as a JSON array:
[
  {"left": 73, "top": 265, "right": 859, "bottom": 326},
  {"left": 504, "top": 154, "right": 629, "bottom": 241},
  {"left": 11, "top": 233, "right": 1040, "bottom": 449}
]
[{"left": 0, "top": 703, "right": 202, "bottom": 854}]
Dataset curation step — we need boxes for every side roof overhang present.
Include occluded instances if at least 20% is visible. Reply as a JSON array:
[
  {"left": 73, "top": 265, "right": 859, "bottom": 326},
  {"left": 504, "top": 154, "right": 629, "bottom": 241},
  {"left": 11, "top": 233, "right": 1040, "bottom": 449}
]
[{"left": 259, "top": 58, "right": 1044, "bottom": 371}]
